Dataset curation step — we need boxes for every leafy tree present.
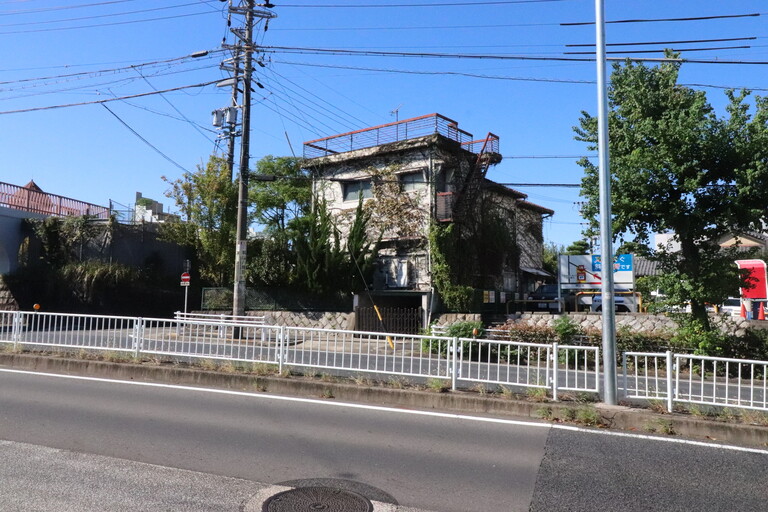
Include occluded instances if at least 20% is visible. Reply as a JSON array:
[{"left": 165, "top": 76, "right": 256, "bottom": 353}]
[
  {"left": 542, "top": 242, "right": 562, "bottom": 277},
  {"left": 249, "top": 156, "right": 311, "bottom": 233},
  {"left": 161, "top": 154, "right": 237, "bottom": 286},
  {"left": 564, "top": 240, "right": 590, "bottom": 255},
  {"left": 292, "top": 199, "right": 346, "bottom": 295},
  {"left": 575, "top": 56, "right": 768, "bottom": 327}
]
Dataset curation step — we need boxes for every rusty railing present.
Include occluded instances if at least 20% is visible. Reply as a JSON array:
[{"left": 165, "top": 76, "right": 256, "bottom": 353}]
[
  {"left": 0, "top": 181, "right": 110, "bottom": 219},
  {"left": 303, "top": 113, "right": 478, "bottom": 159}
]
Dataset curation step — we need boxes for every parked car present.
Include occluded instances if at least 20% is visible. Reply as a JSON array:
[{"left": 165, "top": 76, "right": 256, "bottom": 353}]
[{"left": 719, "top": 297, "right": 742, "bottom": 317}]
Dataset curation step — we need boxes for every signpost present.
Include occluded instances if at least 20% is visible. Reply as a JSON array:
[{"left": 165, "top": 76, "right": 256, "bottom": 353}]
[{"left": 180, "top": 272, "right": 190, "bottom": 314}]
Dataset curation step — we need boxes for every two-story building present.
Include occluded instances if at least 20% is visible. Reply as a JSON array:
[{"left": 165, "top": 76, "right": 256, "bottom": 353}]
[{"left": 302, "top": 113, "right": 553, "bottom": 331}]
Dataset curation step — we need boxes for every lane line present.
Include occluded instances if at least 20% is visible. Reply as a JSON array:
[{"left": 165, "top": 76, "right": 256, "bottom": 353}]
[{"left": 2, "top": 367, "right": 767, "bottom": 455}]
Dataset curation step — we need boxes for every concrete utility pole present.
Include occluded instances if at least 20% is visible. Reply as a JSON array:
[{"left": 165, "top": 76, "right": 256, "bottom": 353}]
[
  {"left": 232, "top": 0, "right": 255, "bottom": 320},
  {"left": 595, "top": 0, "right": 618, "bottom": 405},
  {"left": 225, "top": 1, "right": 277, "bottom": 321}
]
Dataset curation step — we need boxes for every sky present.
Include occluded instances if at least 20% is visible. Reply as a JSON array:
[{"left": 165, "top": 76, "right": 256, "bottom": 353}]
[{"left": 2, "top": 0, "right": 767, "bottom": 248}]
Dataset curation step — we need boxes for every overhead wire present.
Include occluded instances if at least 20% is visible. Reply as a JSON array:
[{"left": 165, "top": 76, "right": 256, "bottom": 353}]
[
  {"left": 0, "top": 80, "right": 220, "bottom": 115},
  {"left": 0, "top": 2, "right": 213, "bottom": 28},
  {"left": 101, "top": 103, "right": 190, "bottom": 173}
]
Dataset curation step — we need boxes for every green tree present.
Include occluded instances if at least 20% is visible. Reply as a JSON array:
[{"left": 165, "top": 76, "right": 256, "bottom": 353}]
[
  {"left": 249, "top": 155, "right": 311, "bottom": 233},
  {"left": 292, "top": 199, "right": 346, "bottom": 295},
  {"left": 564, "top": 240, "right": 590, "bottom": 255},
  {"left": 575, "top": 56, "right": 768, "bottom": 327},
  {"left": 161, "top": 154, "right": 237, "bottom": 286},
  {"left": 542, "top": 242, "right": 562, "bottom": 277}
]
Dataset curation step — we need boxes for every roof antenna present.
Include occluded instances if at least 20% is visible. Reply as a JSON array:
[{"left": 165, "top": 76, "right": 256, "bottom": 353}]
[{"left": 390, "top": 103, "right": 402, "bottom": 123}]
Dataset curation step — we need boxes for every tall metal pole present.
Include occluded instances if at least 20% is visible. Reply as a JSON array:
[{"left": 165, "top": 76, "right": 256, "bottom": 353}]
[
  {"left": 595, "top": 0, "right": 618, "bottom": 405},
  {"left": 233, "top": 0, "right": 254, "bottom": 320}
]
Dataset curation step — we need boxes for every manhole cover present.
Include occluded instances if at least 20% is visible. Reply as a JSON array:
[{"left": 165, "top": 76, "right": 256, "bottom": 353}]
[{"left": 262, "top": 486, "right": 374, "bottom": 512}]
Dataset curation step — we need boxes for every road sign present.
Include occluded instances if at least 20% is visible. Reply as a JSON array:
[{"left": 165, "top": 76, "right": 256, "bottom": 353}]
[{"left": 180, "top": 272, "right": 190, "bottom": 287}]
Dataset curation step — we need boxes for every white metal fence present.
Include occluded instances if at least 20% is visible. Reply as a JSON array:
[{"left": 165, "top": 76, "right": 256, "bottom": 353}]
[
  {"left": 0, "top": 310, "right": 599, "bottom": 397},
  {"left": 623, "top": 351, "right": 768, "bottom": 412}
]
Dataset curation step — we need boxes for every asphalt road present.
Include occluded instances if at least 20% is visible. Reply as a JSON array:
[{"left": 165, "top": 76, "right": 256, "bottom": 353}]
[{"left": 0, "top": 368, "right": 766, "bottom": 511}]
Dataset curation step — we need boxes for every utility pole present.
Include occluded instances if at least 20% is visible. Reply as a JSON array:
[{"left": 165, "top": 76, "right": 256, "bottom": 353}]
[
  {"left": 220, "top": 1, "right": 276, "bottom": 321},
  {"left": 595, "top": 0, "right": 618, "bottom": 405}
]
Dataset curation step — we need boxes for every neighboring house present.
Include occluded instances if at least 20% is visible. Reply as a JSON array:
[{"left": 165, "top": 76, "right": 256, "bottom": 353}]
[
  {"left": 302, "top": 113, "right": 553, "bottom": 330},
  {"left": 133, "top": 192, "right": 180, "bottom": 224}
]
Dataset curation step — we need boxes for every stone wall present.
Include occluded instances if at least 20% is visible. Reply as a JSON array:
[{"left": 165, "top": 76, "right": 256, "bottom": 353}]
[
  {"left": 246, "top": 310, "right": 355, "bottom": 331},
  {"left": 506, "top": 311, "right": 755, "bottom": 336}
]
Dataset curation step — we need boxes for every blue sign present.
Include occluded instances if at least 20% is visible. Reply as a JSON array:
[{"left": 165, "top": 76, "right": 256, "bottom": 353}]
[{"left": 592, "top": 254, "right": 633, "bottom": 273}]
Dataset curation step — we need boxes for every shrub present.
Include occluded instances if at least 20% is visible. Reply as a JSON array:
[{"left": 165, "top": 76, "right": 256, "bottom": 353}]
[{"left": 553, "top": 315, "right": 580, "bottom": 343}]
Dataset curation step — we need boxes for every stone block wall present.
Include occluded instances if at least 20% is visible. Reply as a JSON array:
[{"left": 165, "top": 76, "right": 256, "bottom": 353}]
[{"left": 506, "top": 311, "right": 754, "bottom": 337}]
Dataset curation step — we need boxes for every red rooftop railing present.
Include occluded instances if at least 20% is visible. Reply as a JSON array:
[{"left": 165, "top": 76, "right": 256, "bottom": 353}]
[
  {"left": 303, "top": 113, "right": 499, "bottom": 159},
  {"left": 0, "top": 181, "right": 110, "bottom": 219}
]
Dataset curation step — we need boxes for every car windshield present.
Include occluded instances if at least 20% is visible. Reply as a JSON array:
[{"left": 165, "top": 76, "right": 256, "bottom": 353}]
[{"left": 723, "top": 298, "right": 740, "bottom": 307}]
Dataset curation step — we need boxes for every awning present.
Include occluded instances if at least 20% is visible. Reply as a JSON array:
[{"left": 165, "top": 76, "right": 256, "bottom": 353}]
[{"left": 520, "top": 267, "right": 553, "bottom": 278}]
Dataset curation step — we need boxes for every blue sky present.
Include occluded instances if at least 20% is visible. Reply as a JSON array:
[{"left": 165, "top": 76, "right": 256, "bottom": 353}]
[{"left": 2, "top": 0, "right": 767, "bottom": 248}]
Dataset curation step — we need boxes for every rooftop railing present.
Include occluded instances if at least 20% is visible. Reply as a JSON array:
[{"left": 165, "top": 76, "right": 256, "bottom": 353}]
[
  {"left": 303, "top": 113, "right": 498, "bottom": 159},
  {"left": 0, "top": 181, "right": 110, "bottom": 219}
]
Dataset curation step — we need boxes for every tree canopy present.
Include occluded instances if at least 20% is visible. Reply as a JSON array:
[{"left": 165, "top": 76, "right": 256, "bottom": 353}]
[{"left": 575, "top": 57, "right": 768, "bottom": 326}]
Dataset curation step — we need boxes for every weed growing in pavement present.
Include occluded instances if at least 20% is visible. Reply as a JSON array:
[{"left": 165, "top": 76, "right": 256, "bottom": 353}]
[
  {"left": 717, "top": 408, "right": 739, "bottom": 422},
  {"left": 647, "top": 399, "right": 667, "bottom": 414},
  {"left": 740, "top": 409, "right": 768, "bottom": 426},
  {"left": 499, "top": 385, "right": 515, "bottom": 399},
  {"left": 526, "top": 387, "right": 549, "bottom": 402},
  {"left": 280, "top": 367, "right": 292, "bottom": 378},
  {"left": 562, "top": 408, "right": 577, "bottom": 422},
  {"left": 427, "top": 378, "right": 451, "bottom": 393},
  {"left": 575, "top": 406, "right": 605, "bottom": 427},
  {"left": 643, "top": 419, "right": 675, "bottom": 435},
  {"left": 321, "top": 388, "right": 335, "bottom": 399},
  {"left": 575, "top": 392, "right": 599, "bottom": 403},
  {"left": 470, "top": 383, "right": 488, "bottom": 395},
  {"left": 386, "top": 376, "right": 410, "bottom": 389},
  {"left": 351, "top": 374, "right": 374, "bottom": 386},
  {"left": 536, "top": 406, "right": 554, "bottom": 420},
  {"left": 196, "top": 359, "right": 219, "bottom": 371}
]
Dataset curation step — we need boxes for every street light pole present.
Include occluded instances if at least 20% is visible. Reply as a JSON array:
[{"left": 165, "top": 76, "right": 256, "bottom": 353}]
[{"left": 595, "top": 0, "right": 618, "bottom": 405}]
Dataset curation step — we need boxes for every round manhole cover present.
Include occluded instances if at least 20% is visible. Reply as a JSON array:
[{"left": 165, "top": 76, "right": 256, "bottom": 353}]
[{"left": 262, "top": 486, "right": 374, "bottom": 512}]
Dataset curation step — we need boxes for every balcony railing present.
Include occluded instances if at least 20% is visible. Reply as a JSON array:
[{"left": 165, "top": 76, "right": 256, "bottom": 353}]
[
  {"left": 304, "top": 113, "right": 494, "bottom": 159},
  {"left": 0, "top": 181, "right": 110, "bottom": 219}
]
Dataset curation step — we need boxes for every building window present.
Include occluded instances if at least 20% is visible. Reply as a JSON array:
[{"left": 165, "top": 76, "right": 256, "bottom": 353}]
[
  {"left": 343, "top": 180, "right": 373, "bottom": 201},
  {"left": 400, "top": 172, "right": 426, "bottom": 192}
]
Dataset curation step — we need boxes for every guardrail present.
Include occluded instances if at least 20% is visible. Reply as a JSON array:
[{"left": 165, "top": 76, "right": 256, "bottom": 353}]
[
  {"left": 0, "top": 310, "right": 597, "bottom": 397},
  {"left": 623, "top": 351, "right": 768, "bottom": 412}
]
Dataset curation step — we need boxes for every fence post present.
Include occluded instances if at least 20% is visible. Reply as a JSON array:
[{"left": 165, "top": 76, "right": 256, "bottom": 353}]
[
  {"left": 451, "top": 337, "right": 458, "bottom": 391},
  {"left": 551, "top": 342, "right": 559, "bottom": 401},
  {"left": 278, "top": 325, "right": 285, "bottom": 374},
  {"left": 12, "top": 311, "right": 21, "bottom": 351},
  {"left": 666, "top": 351, "right": 674, "bottom": 413},
  {"left": 133, "top": 318, "right": 144, "bottom": 358},
  {"left": 621, "top": 352, "right": 627, "bottom": 401}
]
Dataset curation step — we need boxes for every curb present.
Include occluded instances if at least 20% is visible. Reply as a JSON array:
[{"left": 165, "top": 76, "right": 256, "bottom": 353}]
[{"left": 1, "top": 352, "right": 766, "bottom": 448}]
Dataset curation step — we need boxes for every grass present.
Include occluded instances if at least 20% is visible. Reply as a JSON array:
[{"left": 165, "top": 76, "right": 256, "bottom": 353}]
[
  {"left": 575, "top": 406, "right": 605, "bottom": 427},
  {"left": 526, "top": 387, "right": 549, "bottom": 402},
  {"left": 321, "top": 388, "right": 335, "bottom": 399},
  {"left": 643, "top": 418, "right": 675, "bottom": 435},
  {"left": 427, "top": 378, "right": 451, "bottom": 393},
  {"left": 351, "top": 374, "right": 374, "bottom": 386},
  {"left": 536, "top": 406, "right": 554, "bottom": 420}
]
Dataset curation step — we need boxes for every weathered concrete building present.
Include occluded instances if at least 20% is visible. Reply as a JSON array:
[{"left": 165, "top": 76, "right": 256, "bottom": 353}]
[{"left": 303, "top": 114, "right": 553, "bottom": 330}]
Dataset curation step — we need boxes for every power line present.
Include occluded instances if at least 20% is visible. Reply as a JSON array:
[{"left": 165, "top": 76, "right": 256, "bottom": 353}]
[
  {"left": 0, "top": 0, "right": 139, "bottom": 16},
  {"left": 0, "top": 10, "right": 216, "bottom": 35},
  {"left": 0, "top": 2, "right": 209, "bottom": 28},
  {"left": 561, "top": 12, "right": 761, "bottom": 26},
  {"left": 0, "top": 80, "right": 219, "bottom": 115},
  {"left": 565, "top": 45, "right": 753, "bottom": 55},
  {"left": 265, "top": 46, "right": 768, "bottom": 65},
  {"left": 101, "top": 103, "right": 190, "bottom": 173},
  {"left": 273, "top": 60, "right": 768, "bottom": 91},
  {"left": 566, "top": 37, "right": 758, "bottom": 48},
  {"left": 278, "top": 0, "right": 571, "bottom": 6}
]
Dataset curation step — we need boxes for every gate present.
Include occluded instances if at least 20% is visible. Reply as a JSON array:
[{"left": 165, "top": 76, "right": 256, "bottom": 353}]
[{"left": 355, "top": 307, "right": 424, "bottom": 334}]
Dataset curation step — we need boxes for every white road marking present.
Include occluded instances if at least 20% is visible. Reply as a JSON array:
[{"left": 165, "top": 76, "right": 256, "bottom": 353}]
[{"left": 2, "top": 367, "right": 767, "bottom": 455}]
